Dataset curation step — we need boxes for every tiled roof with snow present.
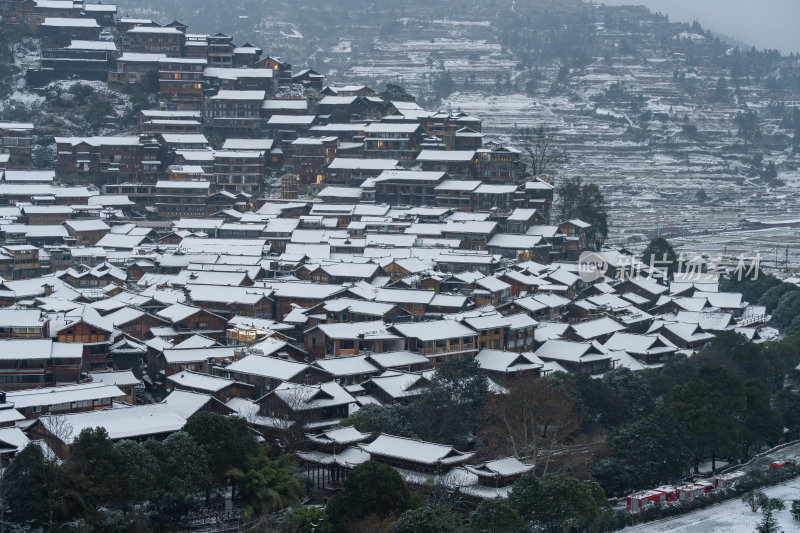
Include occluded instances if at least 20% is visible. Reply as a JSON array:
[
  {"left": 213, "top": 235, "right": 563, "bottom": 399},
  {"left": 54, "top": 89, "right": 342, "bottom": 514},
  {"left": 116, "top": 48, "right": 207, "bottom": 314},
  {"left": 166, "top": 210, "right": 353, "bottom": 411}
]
[{"left": 39, "top": 404, "right": 186, "bottom": 444}]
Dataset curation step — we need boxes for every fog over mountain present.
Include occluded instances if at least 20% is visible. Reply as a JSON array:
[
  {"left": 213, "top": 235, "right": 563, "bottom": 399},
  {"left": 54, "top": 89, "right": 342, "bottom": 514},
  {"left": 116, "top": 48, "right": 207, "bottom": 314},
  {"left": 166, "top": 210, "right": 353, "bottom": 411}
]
[{"left": 601, "top": 0, "right": 800, "bottom": 54}]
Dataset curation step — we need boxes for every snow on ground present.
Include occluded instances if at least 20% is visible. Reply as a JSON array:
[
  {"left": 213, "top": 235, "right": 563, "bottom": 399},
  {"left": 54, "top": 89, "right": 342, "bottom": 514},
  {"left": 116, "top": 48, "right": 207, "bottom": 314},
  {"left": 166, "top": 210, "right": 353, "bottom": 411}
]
[
  {"left": 46, "top": 79, "right": 115, "bottom": 94},
  {"left": 429, "top": 19, "right": 492, "bottom": 27},
  {"left": 440, "top": 85, "right": 800, "bottom": 272},
  {"left": 0, "top": 90, "right": 45, "bottom": 110},
  {"left": 331, "top": 40, "right": 351, "bottom": 54},
  {"left": 7, "top": 37, "right": 41, "bottom": 92},
  {"left": 623, "top": 477, "right": 800, "bottom": 532},
  {"left": 280, "top": 28, "right": 303, "bottom": 39}
]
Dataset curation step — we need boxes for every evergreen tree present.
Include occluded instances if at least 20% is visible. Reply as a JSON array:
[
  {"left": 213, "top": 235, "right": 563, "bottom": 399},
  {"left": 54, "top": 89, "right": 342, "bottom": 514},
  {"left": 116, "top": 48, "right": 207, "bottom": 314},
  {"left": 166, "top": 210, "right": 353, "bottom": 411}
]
[
  {"left": 755, "top": 508, "right": 782, "bottom": 533},
  {"left": 70, "top": 427, "right": 118, "bottom": 508},
  {"left": 776, "top": 388, "right": 800, "bottom": 440},
  {"left": 378, "top": 83, "right": 416, "bottom": 102},
  {"left": 227, "top": 451, "right": 304, "bottom": 517},
  {"left": 280, "top": 506, "right": 333, "bottom": 533},
  {"left": 509, "top": 474, "right": 609, "bottom": 532},
  {"left": 762, "top": 161, "right": 779, "bottom": 183},
  {"left": 695, "top": 188, "right": 708, "bottom": 203},
  {"left": 772, "top": 291, "right": 800, "bottom": 333},
  {"left": 146, "top": 432, "right": 212, "bottom": 530},
  {"left": 668, "top": 367, "right": 748, "bottom": 472},
  {"left": 468, "top": 498, "right": 525, "bottom": 533},
  {"left": 596, "top": 406, "right": 692, "bottom": 494},
  {"left": 112, "top": 439, "right": 159, "bottom": 511},
  {"left": 736, "top": 109, "right": 761, "bottom": 142},
  {"left": 743, "top": 491, "right": 765, "bottom": 513},
  {"left": 1, "top": 444, "right": 53, "bottom": 527},
  {"left": 555, "top": 177, "right": 608, "bottom": 250},
  {"left": 641, "top": 237, "right": 678, "bottom": 277},
  {"left": 412, "top": 357, "right": 489, "bottom": 447},
  {"left": 326, "top": 462, "right": 411, "bottom": 528},
  {"left": 395, "top": 504, "right": 461, "bottom": 533},
  {"left": 183, "top": 412, "right": 258, "bottom": 485},
  {"left": 339, "top": 402, "right": 415, "bottom": 437},
  {"left": 432, "top": 70, "right": 454, "bottom": 101},
  {"left": 759, "top": 283, "right": 799, "bottom": 313},
  {"left": 713, "top": 76, "right": 729, "bottom": 102}
]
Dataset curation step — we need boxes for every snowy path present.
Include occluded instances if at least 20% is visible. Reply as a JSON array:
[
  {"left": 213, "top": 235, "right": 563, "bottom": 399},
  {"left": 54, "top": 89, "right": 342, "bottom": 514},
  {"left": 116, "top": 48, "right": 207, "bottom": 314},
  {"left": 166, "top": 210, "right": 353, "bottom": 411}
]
[{"left": 622, "top": 477, "right": 800, "bottom": 532}]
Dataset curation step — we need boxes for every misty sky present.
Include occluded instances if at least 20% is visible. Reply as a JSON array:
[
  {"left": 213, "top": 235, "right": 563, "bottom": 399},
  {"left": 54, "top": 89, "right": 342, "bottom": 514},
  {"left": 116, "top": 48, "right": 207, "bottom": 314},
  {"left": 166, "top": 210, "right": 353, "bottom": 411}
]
[{"left": 600, "top": 0, "right": 800, "bottom": 54}]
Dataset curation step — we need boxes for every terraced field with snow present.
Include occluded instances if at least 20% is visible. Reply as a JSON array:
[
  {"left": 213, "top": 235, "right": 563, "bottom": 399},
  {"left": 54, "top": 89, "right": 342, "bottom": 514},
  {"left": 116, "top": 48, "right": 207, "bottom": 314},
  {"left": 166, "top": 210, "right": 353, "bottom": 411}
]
[
  {"left": 438, "top": 64, "right": 800, "bottom": 270},
  {"left": 79, "top": 0, "right": 800, "bottom": 272}
]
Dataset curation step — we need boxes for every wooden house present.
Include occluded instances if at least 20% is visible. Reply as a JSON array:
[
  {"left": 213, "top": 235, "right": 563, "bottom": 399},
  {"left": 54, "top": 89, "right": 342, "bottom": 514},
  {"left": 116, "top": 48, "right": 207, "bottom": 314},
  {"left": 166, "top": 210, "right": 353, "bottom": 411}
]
[
  {"left": 166, "top": 370, "right": 253, "bottom": 402},
  {"left": 361, "top": 370, "right": 430, "bottom": 404},
  {"left": 291, "top": 68, "right": 325, "bottom": 90},
  {"left": 29, "top": 404, "right": 186, "bottom": 459},
  {"left": 304, "top": 320, "right": 404, "bottom": 360},
  {"left": 311, "top": 355, "right": 380, "bottom": 387},
  {"left": 256, "top": 381, "right": 354, "bottom": 430},
  {"left": 0, "top": 339, "right": 82, "bottom": 391},
  {"left": 360, "top": 434, "right": 474, "bottom": 476},
  {"left": 392, "top": 320, "right": 478, "bottom": 366},
  {"left": 534, "top": 339, "right": 613, "bottom": 374},
  {"left": 222, "top": 353, "right": 328, "bottom": 398},
  {"left": 123, "top": 26, "right": 185, "bottom": 57},
  {"left": 3, "top": 382, "right": 124, "bottom": 419},
  {"left": 106, "top": 306, "right": 170, "bottom": 341},
  {"left": 56, "top": 313, "right": 113, "bottom": 370},
  {"left": 158, "top": 57, "right": 207, "bottom": 110},
  {"left": 205, "top": 90, "right": 265, "bottom": 132},
  {"left": 89, "top": 370, "right": 141, "bottom": 404},
  {"left": 474, "top": 349, "right": 544, "bottom": 385},
  {"left": 156, "top": 303, "right": 228, "bottom": 341}
]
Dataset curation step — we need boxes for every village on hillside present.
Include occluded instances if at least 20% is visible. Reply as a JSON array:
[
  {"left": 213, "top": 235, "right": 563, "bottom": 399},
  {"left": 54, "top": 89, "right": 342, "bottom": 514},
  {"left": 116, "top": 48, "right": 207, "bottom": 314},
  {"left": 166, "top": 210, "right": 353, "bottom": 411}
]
[{"left": 1, "top": 1, "right": 800, "bottom": 532}]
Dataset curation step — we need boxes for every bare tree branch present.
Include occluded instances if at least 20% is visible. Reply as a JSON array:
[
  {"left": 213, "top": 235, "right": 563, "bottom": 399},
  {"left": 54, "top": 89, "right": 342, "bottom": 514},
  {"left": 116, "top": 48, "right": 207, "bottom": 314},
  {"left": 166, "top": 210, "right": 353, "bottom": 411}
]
[
  {"left": 477, "top": 376, "right": 579, "bottom": 475},
  {"left": 517, "top": 126, "right": 568, "bottom": 177}
]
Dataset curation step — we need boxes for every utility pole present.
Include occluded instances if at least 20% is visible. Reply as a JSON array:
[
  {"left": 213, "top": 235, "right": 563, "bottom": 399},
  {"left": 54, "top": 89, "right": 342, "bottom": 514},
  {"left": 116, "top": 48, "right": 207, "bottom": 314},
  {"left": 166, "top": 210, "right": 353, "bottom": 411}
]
[{"left": 656, "top": 212, "right": 660, "bottom": 238}]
